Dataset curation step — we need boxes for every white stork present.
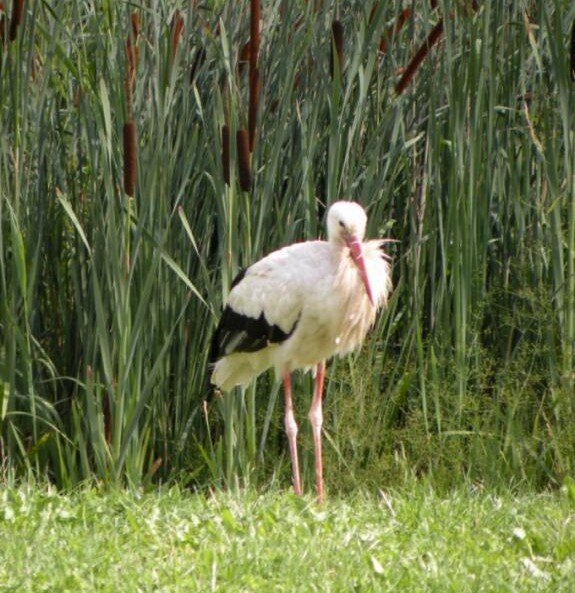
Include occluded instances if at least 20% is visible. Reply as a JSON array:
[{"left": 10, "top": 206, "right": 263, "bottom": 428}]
[{"left": 210, "top": 201, "right": 392, "bottom": 502}]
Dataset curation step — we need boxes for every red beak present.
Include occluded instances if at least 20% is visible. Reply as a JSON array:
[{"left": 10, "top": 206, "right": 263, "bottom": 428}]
[{"left": 347, "top": 236, "right": 375, "bottom": 306}]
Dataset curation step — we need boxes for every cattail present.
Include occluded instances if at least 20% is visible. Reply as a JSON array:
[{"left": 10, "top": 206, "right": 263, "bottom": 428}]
[
  {"left": 250, "top": 0, "right": 260, "bottom": 70},
  {"left": 0, "top": 2, "right": 5, "bottom": 44},
  {"left": 248, "top": 67, "right": 260, "bottom": 152},
  {"left": 237, "top": 129, "right": 252, "bottom": 191},
  {"left": 395, "top": 19, "right": 444, "bottom": 95},
  {"left": 171, "top": 10, "right": 184, "bottom": 64},
  {"left": 131, "top": 11, "right": 140, "bottom": 38},
  {"left": 123, "top": 122, "right": 137, "bottom": 196},
  {"left": 379, "top": 8, "right": 411, "bottom": 53},
  {"left": 571, "top": 18, "right": 575, "bottom": 82},
  {"left": 221, "top": 124, "right": 230, "bottom": 185},
  {"left": 239, "top": 40, "right": 251, "bottom": 63},
  {"left": 148, "top": 457, "right": 163, "bottom": 479},
  {"left": 237, "top": 40, "right": 251, "bottom": 78},
  {"left": 331, "top": 20, "right": 344, "bottom": 79},
  {"left": 9, "top": 0, "right": 24, "bottom": 42}
]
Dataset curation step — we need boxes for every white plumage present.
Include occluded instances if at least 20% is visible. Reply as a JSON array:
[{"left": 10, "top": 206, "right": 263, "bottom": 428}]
[{"left": 210, "top": 201, "right": 392, "bottom": 502}]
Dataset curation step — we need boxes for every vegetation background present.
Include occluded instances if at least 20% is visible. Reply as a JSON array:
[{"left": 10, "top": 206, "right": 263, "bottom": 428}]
[{"left": 1, "top": 0, "right": 574, "bottom": 496}]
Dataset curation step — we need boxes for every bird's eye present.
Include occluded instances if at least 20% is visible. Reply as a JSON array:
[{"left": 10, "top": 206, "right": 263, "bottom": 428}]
[{"left": 339, "top": 220, "right": 345, "bottom": 228}]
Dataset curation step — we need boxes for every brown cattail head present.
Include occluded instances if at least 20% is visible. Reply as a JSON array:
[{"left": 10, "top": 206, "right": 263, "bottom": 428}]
[
  {"left": 469, "top": 0, "right": 479, "bottom": 13},
  {"left": 395, "top": 19, "right": 444, "bottom": 95},
  {"left": 9, "top": 0, "right": 24, "bottom": 42},
  {"left": 331, "top": 20, "right": 344, "bottom": 79},
  {"left": 248, "top": 68, "right": 260, "bottom": 152},
  {"left": 236, "top": 129, "right": 252, "bottom": 191},
  {"left": 171, "top": 10, "right": 184, "bottom": 64},
  {"left": 0, "top": 3, "right": 5, "bottom": 44},
  {"left": 131, "top": 11, "right": 140, "bottom": 40},
  {"left": 221, "top": 125, "right": 230, "bottom": 185},
  {"left": 148, "top": 457, "right": 163, "bottom": 479},
  {"left": 379, "top": 8, "right": 411, "bottom": 53},
  {"left": 240, "top": 40, "right": 251, "bottom": 63},
  {"left": 250, "top": 0, "right": 260, "bottom": 71},
  {"left": 571, "top": 18, "right": 575, "bottom": 82},
  {"left": 237, "top": 40, "right": 251, "bottom": 78},
  {"left": 123, "top": 121, "right": 137, "bottom": 196}
]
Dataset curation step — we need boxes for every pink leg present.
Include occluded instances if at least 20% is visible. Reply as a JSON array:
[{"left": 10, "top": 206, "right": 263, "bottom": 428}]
[
  {"left": 308, "top": 361, "right": 326, "bottom": 503},
  {"left": 283, "top": 370, "right": 302, "bottom": 496}
]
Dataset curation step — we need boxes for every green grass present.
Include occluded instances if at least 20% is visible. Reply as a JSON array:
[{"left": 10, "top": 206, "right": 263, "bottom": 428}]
[
  {"left": 1, "top": 484, "right": 574, "bottom": 592},
  {"left": 1, "top": 0, "right": 575, "bottom": 491}
]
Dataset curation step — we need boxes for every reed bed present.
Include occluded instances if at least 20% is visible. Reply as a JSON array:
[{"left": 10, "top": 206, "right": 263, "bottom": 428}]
[{"left": 0, "top": 0, "right": 574, "bottom": 493}]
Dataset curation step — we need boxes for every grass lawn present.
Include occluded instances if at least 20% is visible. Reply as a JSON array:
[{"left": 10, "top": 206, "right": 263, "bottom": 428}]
[{"left": 0, "top": 484, "right": 574, "bottom": 592}]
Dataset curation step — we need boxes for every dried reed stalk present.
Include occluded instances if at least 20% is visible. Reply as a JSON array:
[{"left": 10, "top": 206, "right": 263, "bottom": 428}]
[{"left": 237, "top": 130, "right": 252, "bottom": 191}]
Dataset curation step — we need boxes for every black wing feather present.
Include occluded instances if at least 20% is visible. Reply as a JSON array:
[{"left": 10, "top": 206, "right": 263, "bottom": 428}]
[{"left": 210, "top": 305, "right": 299, "bottom": 362}]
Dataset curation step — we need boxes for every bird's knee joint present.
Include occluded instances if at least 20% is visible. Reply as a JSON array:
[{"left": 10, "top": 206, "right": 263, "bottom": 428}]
[
  {"left": 284, "top": 410, "right": 298, "bottom": 438},
  {"left": 308, "top": 406, "right": 323, "bottom": 429}
]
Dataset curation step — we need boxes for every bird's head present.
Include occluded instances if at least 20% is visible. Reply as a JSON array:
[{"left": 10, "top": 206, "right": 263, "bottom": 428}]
[
  {"left": 326, "top": 201, "right": 374, "bottom": 305},
  {"left": 327, "top": 201, "right": 368, "bottom": 244}
]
